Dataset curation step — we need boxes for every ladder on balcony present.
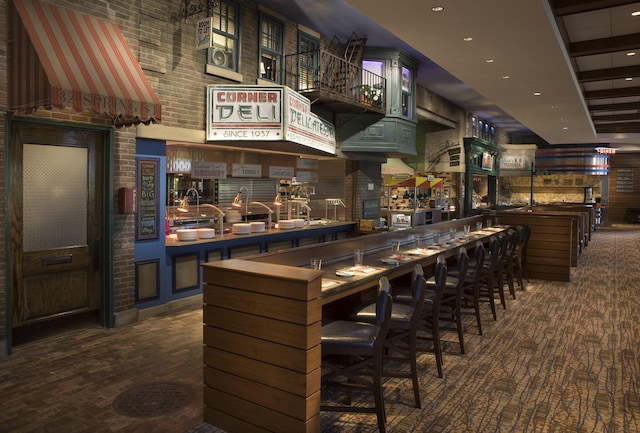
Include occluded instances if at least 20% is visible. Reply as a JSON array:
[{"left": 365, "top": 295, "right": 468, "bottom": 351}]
[{"left": 324, "top": 32, "right": 367, "bottom": 96}]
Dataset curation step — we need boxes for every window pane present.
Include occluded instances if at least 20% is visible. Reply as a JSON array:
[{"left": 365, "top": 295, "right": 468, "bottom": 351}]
[
  {"left": 213, "top": 1, "right": 236, "bottom": 36},
  {"left": 261, "top": 21, "right": 281, "bottom": 51},
  {"left": 402, "top": 67, "right": 411, "bottom": 93},
  {"left": 260, "top": 54, "right": 278, "bottom": 81},
  {"left": 23, "top": 144, "right": 88, "bottom": 251}
]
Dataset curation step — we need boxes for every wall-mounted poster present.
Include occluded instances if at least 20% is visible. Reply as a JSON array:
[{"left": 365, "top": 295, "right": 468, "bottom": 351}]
[
  {"left": 481, "top": 152, "right": 494, "bottom": 171},
  {"left": 137, "top": 159, "right": 159, "bottom": 240}
]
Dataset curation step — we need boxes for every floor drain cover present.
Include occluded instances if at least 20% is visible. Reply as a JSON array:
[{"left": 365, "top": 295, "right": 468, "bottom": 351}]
[{"left": 112, "top": 381, "right": 194, "bottom": 418}]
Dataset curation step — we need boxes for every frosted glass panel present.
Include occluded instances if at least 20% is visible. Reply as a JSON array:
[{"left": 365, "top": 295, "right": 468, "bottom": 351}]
[{"left": 23, "top": 144, "right": 88, "bottom": 251}]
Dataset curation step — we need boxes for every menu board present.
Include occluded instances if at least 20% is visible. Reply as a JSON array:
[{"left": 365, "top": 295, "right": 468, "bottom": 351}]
[
  {"left": 616, "top": 168, "right": 634, "bottom": 193},
  {"left": 137, "top": 159, "right": 159, "bottom": 240}
]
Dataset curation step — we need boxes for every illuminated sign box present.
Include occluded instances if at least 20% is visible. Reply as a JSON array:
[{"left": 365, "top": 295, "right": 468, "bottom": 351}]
[{"left": 206, "top": 85, "right": 336, "bottom": 155}]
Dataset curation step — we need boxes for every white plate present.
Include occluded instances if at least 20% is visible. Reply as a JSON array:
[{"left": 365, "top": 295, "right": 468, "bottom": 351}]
[
  {"left": 335, "top": 270, "right": 355, "bottom": 277},
  {"left": 381, "top": 258, "right": 400, "bottom": 264}
]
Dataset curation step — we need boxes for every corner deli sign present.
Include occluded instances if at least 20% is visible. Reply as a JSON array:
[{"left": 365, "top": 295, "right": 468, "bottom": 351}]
[{"left": 206, "top": 85, "right": 336, "bottom": 154}]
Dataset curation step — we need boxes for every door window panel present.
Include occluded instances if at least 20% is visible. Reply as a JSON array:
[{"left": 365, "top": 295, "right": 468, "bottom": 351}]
[{"left": 23, "top": 144, "right": 88, "bottom": 251}]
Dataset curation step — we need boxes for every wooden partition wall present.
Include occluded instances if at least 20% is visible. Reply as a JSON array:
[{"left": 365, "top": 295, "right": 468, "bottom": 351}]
[
  {"left": 494, "top": 212, "right": 574, "bottom": 282},
  {"left": 202, "top": 260, "right": 323, "bottom": 433}
]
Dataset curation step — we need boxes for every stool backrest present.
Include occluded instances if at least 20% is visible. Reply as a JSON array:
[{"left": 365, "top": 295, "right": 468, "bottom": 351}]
[{"left": 375, "top": 276, "right": 393, "bottom": 332}]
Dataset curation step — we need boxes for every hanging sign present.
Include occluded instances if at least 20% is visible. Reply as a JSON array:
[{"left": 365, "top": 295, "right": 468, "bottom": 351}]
[
  {"left": 192, "top": 161, "right": 227, "bottom": 179},
  {"left": 207, "top": 85, "right": 283, "bottom": 141},
  {"left": 206, "top": 85, "right": 336, "bottom": 154},
  {"left": 196, "top": 18, "right": 213, "bottom": 49},
  {"left": 232, "top": 163, "right": 262, "bottom": 177}
]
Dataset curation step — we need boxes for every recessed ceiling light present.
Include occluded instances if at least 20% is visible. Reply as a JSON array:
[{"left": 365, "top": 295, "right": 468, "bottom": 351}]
[
  {"left": 632, "top": 10, "right": 640, "bottom": 16},
  {"left": 431, "top": 6, "right": 444, "bottom": 12},
  {"left": 463, "top": 37, "right": 473, "bottom": 42},
  {"left": 502, "top": 75, "right": 510, "bottom": 79},
  {"left": 533, "top": 92, "right": 541, "bottom": 96},
  {"left": 626, "top": 77, "right": 633, "bottom": 81},
  {"left": 563, "top": 127, "right": 569, "bottom": 130},
  {"left": 627, "top": 52, "right": 636, "bottom": 56},
  {"left": 485, "top": 59, "right": 494, "bottom": 63}
]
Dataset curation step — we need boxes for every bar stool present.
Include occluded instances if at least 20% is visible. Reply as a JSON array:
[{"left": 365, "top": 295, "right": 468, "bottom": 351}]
[
  {"left": 434, "top": 247, "right": 469, "bottom": 355},
  {"left": 415, "top": 256, "right": 448, "bottom": 378},
  {"left": 511, "top": 225, "right": 530, "bottom": 291},
  {"left": 321, "top": 277, "right": 394, "bottom": 433},
  {"left": 449, "top": 241, "right": 485, "bottom": 335},
  {"left": 351, "top": 266, "right": 428, "bottom": 408}
]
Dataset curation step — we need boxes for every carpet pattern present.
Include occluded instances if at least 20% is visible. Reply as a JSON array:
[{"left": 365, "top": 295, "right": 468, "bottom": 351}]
[{"left": 191, "top": 225, "right": 640, "bottom": 433}]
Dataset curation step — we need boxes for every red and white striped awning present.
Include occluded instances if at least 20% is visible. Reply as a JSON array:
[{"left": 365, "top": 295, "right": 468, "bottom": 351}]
[{"left": 9, "top": 0, "right": 162, "bottom": 126}]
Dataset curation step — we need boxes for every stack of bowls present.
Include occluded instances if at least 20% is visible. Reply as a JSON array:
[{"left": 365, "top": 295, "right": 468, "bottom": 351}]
[
  {"left": 250, "top": 222, "right": 265, "bottom": 233},
  {"left": 279, "top": 220, "right": 296, "bottom": 230},
  {"left": 197, "top": 228, "right": 215, "bottom": 239},
  {"left": 231, "top": 223, "right": 252, "bottom": 235},
  {"left": 176, "top": 229, "right": 198, "bottom": 241}
]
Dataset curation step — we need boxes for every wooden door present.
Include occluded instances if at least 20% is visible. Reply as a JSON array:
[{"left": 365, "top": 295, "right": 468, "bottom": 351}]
[{"left": 10, "top": 121, "right": 104, "bottom": 327}]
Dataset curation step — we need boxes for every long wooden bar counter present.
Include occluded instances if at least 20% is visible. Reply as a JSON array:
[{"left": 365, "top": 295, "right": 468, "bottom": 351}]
[{"left": 201, "top": 216, "right": 504, "bottom": 433}]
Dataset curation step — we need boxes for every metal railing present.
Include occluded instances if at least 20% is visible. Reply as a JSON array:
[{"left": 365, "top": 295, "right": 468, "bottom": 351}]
[{"left": 284, "top": 49, "right": 386, "bottom": 110}]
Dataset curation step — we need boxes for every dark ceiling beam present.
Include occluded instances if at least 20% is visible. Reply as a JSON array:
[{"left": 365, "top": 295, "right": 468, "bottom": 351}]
[
  {"left": 585, "top": 86, "right": 640, "bottom": 99},
  {"left": 595, "top": 121, "right": 640, "bottom": 133},
  {"left": 551, "top": 0, "right": 639, "bottom": 16},
  {"left": 578, "top": 66, "right": 640, "bottom": 82},
  {"left": 592, "top": 113, "right": 640, "bottom": 122},
  {"left": 589, "top": 101, "right": 640, "bottom": 111},
  {"left": 570, "top": 33, "right": 640, "bottom": 57}
]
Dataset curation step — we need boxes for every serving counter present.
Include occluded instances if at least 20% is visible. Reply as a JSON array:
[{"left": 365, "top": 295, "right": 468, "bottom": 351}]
[
  {"left": 162, "top": 221, "right": 357, "bottom": 295},
  {"left": 201, "top": 216, "right": 503, "bottom": 433}
]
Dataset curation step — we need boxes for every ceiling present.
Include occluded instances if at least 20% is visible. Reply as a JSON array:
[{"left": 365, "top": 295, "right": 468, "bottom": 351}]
[{"left": 256, "top": 0, "right": 640, "bottom": 151}]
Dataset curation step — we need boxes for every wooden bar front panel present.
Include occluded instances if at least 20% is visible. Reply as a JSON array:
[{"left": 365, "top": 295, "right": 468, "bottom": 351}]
[
  {"left": 495, "top": 213, "right": 574, "bottom": 282},
  {"left": 202, "top": 260, "right": 322, "bottom": 433}
]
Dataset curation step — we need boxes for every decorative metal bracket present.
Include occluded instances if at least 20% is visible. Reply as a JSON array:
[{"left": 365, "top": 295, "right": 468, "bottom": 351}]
[{"left": 181, "top": 0, "right": 218, "bottom": 22}]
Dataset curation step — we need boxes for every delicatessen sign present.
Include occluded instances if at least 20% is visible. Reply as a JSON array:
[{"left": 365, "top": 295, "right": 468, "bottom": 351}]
[{"left": 206, "top": 85, "right": 336, "bottom": 154}]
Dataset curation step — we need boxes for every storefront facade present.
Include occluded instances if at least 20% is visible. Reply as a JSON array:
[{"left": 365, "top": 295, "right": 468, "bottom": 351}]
[{"left": 0, "top": 0, "right": 483, "bottom": 356}]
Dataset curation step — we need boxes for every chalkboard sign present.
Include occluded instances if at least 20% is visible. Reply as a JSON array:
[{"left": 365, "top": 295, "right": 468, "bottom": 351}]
[
  {"left": 362, "top": 199, "right": 380, "bottom": 219},
  {"left": 137, "top": 159, "right": 159, "bottom": 240}
]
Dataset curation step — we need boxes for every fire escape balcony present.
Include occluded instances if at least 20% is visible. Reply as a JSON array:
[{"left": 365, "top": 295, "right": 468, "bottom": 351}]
[{"left": 284, "top": 49, "right": 386, "bottom": 115}]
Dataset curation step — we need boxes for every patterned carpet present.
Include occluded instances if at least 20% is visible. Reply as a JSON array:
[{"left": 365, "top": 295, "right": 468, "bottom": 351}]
[{"left": 192, "top": 224, "right": 640, "bottom": 433}]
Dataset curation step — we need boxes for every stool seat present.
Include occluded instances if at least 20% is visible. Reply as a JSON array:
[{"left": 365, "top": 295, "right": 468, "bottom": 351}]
[{"left": 322, "top": 320, "right": 380, "bottom": 355}]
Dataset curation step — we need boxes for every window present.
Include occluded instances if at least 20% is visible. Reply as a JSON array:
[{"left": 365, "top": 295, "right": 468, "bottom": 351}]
[
  {"left": 471, "top": 115, "right": 496, "bottom": 144},
  {"left": 297, "top": 31, "right": 319, "bottom": 90},
  {"left": 401, "top": 66, "right": 412, "bottom": 118},
  {"left": 259, "top": 15, "right": 283, "bottom": 83},
  {"left": 362, "top": 60, "right": 385, "bottom": 106},
  {"left": 207, "top": 1, "right": 239, "bottom": 71}
]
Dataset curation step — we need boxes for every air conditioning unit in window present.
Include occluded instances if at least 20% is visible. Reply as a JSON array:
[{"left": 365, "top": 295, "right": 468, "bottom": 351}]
[{"left": 210, "top": 48, "right": 230, "bottom": 67}]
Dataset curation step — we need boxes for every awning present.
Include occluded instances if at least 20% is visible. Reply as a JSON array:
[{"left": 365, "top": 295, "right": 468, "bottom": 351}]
[
  {"left": 9, "top": 0, "right": 161, "bottom": 126},
  {"left": 381, "top": 158, "right": 415, "bottom": 175}
]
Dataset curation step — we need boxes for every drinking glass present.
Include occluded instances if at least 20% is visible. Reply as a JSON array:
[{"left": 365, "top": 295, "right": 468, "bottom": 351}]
[
  {"left": 449, "top": 227, "right": 457, "bottom": 240},
  {"left": 354, "top": 249, "right": 364, "bottom": 266},
  {"left": 433, "top": 232, "right": 440, "bottom": 244},
  {"left": 311, "top": 258, "right": 322, "bottom": 270},
  {"left": 475, "top": 222, "right": 483, "bottom": 231},
  {"left": 390, "top": 240, "right": 400, "bottom": 255},
  {"left": 463, "top": 224, "right": 470, "bottom": 236},
  {"left": 486, "top": 219, "right": 493, "bottom": 228}
]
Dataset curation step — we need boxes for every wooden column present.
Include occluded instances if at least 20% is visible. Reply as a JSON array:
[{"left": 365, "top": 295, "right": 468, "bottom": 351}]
[{"left": 202, "top": 259, "right": 322, "bottom": 433}]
